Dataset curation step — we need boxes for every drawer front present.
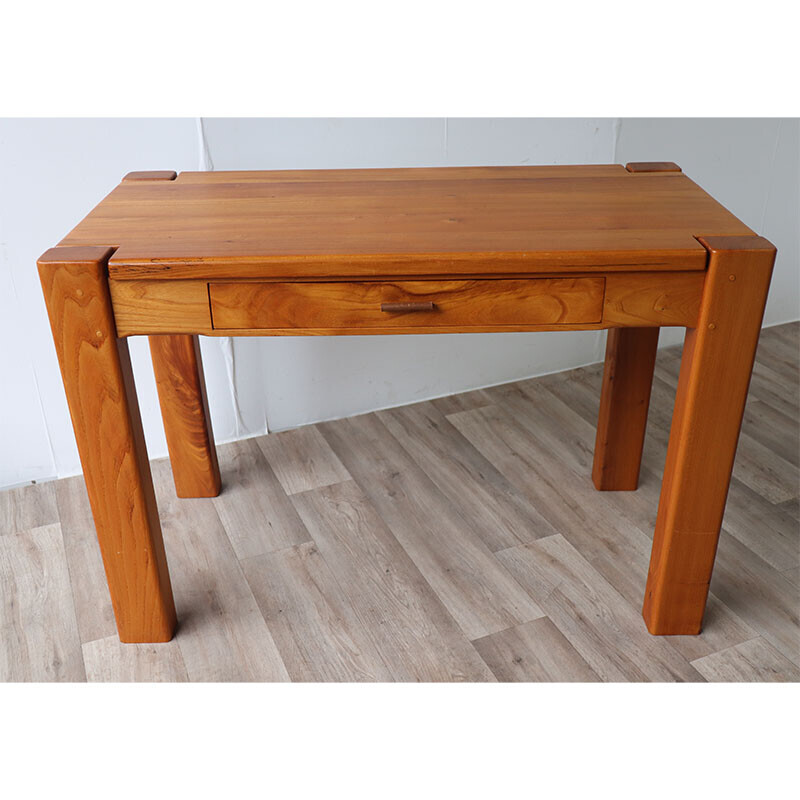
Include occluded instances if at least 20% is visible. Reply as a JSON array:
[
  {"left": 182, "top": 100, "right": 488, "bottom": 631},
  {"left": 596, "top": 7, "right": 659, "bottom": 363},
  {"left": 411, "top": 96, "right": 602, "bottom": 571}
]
[{"left": 209, "top": 278, "right": 605, "bottom": 332}]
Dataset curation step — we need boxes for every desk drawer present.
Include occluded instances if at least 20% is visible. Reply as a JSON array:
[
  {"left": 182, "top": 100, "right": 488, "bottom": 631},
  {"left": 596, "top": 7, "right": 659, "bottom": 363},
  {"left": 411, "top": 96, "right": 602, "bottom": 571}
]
[{"left": 209, "top": 278, "right": 605, "bottom": 332}]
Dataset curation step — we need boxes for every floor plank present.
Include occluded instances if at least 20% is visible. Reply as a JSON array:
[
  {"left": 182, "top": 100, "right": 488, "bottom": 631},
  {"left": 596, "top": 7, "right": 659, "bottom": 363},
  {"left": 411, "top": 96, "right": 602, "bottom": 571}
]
[
  {"left": 473, "top": 617, "right": 600, "bottom": 682},
  {"left": 782, "top": 567, "right": 800, "bottom": 586},
  {"left": 652, "top": 363, "right": 799, "bottom": 505},
  {"left": 152, "top": 460, "right": 290, "bottom": 682},
  {"left": 742, "top": 399, "right": 799, "bottom": 468},
  {"left": 55, "top": 476, "right": 117, "bottom": 644},
  {"left": 0, "top": 322, "right": 796, "bottom": 682},
  {"left": 691, "top": 637, "right": 800, "bottom": 682},
  {"left": 710, "top": 530, "right": 800, "bottom": 667},
  {"left": 257, "top": 425, "right": 351, "bottom": 495},
  {"left": 429, "top": 387, "right": 493, "bottom": 416},
  {"left": 291, "top": 480, "right": 496, "bottom": 681},
  {"left": 378, "top": 401, "right": 559, "bottom": 551},
  {"left": 242, "top": 541, "right": 394, "bottom": 681},
  {"left": 0, "top": 481, "right": 59, "bottom": 536},
  {"left": 319, "top": 414, "right": 545, "bottom": 641},
  {"left": 747, "top": 360, "right": 799, "bottom": 420},
  {"left": 212, "top": 439, "right": 312, "bottom": 560},
  {"left": 0, "top": 524, "right": 85, "bottom": 681},
  {"left": 720, "top": 477, "right": 800, "bottom": 572},
  {"left": 83, "top": 635, "right": 189, "bottom": 682},
  {"left": 496, "top": 536, "right": 703, "bottom": 682},
  {"left": 444, "top": 402, "right": 745, "bottom": 659}
]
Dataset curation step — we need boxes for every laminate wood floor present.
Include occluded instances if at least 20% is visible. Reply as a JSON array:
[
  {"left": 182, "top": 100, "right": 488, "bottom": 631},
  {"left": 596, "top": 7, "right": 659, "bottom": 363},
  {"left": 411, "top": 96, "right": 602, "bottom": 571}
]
[{"left": 2, "top": 324, "right": 798, "bottom": 682}]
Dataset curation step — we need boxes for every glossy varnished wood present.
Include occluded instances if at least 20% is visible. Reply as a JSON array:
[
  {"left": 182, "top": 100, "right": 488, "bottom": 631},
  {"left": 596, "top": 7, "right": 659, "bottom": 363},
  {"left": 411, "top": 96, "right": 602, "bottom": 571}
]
[
  {"left": 38, "top": 165, "right": 779, "bottom": 647},
  {"left": 209, "top": 277, "right": 605, "bottom": 333},
  {"left": 122, "top": 171, "right": 177, "bottom": 182},
  {"left": 108, "top": 271, "right": 705, "bottom": 337},
  {"left": 602, "top": 271, "right": 704, "bottom": 327},
  {"left": 37, "top": 246, "right": 176, "bottom": 643},
  {"left": 149, "top": 335, "right": 221, "bottom": 498},
  {"left": 109, "top": 279, "right": 213, "bottom": 336},
  {"left": 643, "top": 236, "right": 777, "bottom": 634},
  {"left": 625, "top": 162, "right": 682, "bottom": 173},
  {"left": 593, "top": 328, "right": 660, "bottom": 490},
  {"left": 59, "top": 165, "right": 754, "bottom": 279}
]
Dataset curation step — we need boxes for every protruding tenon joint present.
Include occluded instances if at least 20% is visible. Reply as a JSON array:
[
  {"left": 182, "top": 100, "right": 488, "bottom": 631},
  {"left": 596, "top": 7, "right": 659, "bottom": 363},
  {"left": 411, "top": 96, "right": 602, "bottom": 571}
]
[
  {"left": 625, "top": 162, "right": 682, "bottom": 173},
  {"left": 122, "top": 171, "right": 178, "bottom": 182},
  {"left": 38, "top": 245, "right": 117, "bottom": 269},
  {"left": 695, "top": 235, "right": 777, "bottom": 255}
]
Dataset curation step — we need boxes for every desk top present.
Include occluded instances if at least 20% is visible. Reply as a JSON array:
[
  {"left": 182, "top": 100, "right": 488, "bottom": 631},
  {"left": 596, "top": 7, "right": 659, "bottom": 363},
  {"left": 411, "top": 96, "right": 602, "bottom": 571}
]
[{"left": 59, "top": 164, "right": 754, "bottom": 280}]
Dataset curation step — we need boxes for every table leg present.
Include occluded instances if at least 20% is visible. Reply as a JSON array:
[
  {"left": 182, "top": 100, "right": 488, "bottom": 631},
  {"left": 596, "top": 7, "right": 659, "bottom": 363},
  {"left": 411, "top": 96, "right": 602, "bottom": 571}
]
[
  {"left": 643, "top": 236, "right": 776, "bottom": 635},
  {"left": 592, "top": 327, "right": 659, "bottom": 490},
  {"left": 38, "top": 247, "right": 177, "bottom": 643},
  {"left": 149, "top": 334, "right": 221, "bottom": 498}
]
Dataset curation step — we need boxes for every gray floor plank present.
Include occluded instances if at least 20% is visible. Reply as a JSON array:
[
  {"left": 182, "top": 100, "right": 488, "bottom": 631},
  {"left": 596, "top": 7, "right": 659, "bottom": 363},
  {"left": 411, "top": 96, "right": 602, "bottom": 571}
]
[
  {"left": 0, "top": 524, "right": 85, "bottom": 681},
  {"left": 319, "top": 414, "right": 545, "bottom": 641},
  {"left": 378, "top": 401, "right": 559, "bottom": 551},
  {"left": 212, "top": 439, "right": 312, "bottom": 560},
  {"left": 152, "top": 460, "right": 290, "bottom": 682},
  {"left": 291, "top": 480, "right": 496, "bottom": 681},
  {"left": 257, "top": 425, "right": 351, "bottom": 496},
  {"left": 711, "top": 530, "right": 800, "bottom": 667},
  {"left": 474, "top": 617, "right": 600, "bottom": 682},
  {"left": 0, "top": 481, "right": 58, "bottom": 536},
  {"left": 720, "top": 477, "right": 800, "bottom": 572},
  {"left": 242, "top": 541, "right": 394, "bottom": 681},
  {"left": 55, "top": 476, "right": 117, "bottom": 644},
  {"left": 83, "top": 635, "right": 189, "bottom": 682},
  {"left": 691, "top": 637, "right": 800, "bottom": 682},
  {"left": 496, "top": 536, "right": 703, "bottom": 682},
  {"left": 445, "top": 400, "right": 752, "bottom": 661},
  {"left": 429, "top": 387, "right": 493, "bottom": 416},
  {"left": 783, "top": 567, "right": 800, "bottom": 585},
  {"left": 0, "top": 322, "right": 796, "bottom": 682},
  {"left": 742, "top": 399, "right": 799, "bottom": 468}
]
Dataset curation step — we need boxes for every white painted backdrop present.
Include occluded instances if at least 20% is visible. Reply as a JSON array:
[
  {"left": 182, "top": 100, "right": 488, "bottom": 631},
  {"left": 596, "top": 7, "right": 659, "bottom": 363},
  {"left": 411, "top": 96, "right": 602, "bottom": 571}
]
[{"left": 1, "top": 118, "right": 797, "bottom": 488}]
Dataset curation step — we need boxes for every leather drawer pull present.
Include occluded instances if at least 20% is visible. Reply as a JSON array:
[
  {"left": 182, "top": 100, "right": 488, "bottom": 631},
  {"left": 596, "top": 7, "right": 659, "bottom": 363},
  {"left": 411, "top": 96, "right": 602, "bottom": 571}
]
[{"left": 380, "top": 301, "right": 436, "bottom": 313}]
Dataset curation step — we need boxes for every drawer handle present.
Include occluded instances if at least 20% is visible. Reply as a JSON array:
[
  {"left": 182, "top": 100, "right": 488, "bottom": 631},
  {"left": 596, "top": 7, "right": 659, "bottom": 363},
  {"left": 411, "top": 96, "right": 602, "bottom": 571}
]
[{"left": 380, "top": 301, "right": 436, "bottom": 313}]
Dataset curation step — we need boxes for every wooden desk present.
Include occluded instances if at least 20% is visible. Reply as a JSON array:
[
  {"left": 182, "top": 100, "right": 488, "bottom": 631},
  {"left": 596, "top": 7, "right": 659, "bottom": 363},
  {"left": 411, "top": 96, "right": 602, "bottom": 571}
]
[{"left": 38, "top": 164, "right": 776, "bottom": 643}]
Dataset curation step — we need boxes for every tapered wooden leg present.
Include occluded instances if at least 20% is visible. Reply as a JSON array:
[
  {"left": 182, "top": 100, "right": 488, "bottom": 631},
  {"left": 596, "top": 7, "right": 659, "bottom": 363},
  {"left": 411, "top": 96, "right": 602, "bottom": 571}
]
[
  {"left": 592, "top": 327, "right": 659, "bottom": 491},
  {"left": 643, "top": 236, "right": 776, "bottom": 635},
  {"left": 149, "top": 334, "right": 221, "bottom": 498},
  {"left": 38, "top": 247, "right": 177, "bottom": 643}
]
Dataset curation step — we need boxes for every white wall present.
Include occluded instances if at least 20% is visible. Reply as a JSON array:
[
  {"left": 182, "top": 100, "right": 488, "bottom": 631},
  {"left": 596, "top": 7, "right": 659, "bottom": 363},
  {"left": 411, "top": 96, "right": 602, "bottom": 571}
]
[
  {"left": 616, "top": 117, "right": 800, "bottom": 346},
  {"left": 1, "top": 118, "right": 797, "bottom": 488}
]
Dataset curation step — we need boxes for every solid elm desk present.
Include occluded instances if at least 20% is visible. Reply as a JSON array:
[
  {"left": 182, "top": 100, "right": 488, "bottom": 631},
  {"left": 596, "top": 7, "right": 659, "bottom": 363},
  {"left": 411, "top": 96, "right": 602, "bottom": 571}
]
[{"left": 38, "top": 164, "right": 776, "bottom": 643}]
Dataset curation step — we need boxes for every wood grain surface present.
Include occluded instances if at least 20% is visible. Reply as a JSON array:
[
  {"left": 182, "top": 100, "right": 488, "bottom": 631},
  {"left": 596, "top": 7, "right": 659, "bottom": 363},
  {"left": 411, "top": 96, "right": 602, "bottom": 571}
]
[
  {"left": 57, "top": 165, "right": 754, "bottom": 279},
  {"left": 109, "top": 279, "right": 213, "bottom": 336},
  {"left": 38, "top": 246, "right": 177, "bottom": 643},
  {"left": 643, "top": 236, "right": 777, "bottom": 634},
  {"left": 209, "top": 277, "right": 605, "bottom": 332},
  {"left": 121, "top": 171, "right": 177, "bottom": 182},
  {"left": 625, "top": 162, "right": 682, "bottom": 173},
  {"left": 149, "top": 334, "right": 221, "bottom": 498},
  {"left": 593, "top": 327, "right": 660, "bottom": 490},
  {"left": 36, "top": 167, "right": 779, "bottom": 652},
  {"left": 107, "top": 271, "right": 705, "bottom": 337},
  {"left": 0, "top": 482, "right": 58, "bottom": 535},
  {"left": 0, "top": 524, "right": 85, "bottom": 681},
  {"left": 149, "top": 459, "right": 290, "bottom": 681}
]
